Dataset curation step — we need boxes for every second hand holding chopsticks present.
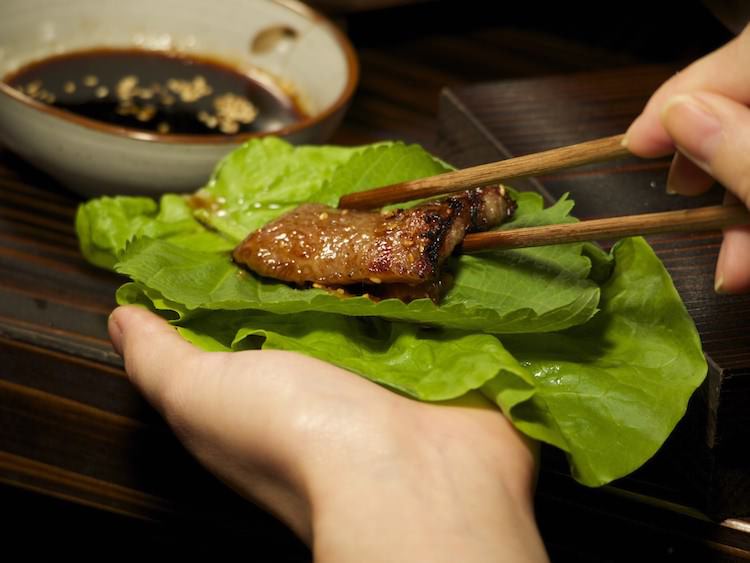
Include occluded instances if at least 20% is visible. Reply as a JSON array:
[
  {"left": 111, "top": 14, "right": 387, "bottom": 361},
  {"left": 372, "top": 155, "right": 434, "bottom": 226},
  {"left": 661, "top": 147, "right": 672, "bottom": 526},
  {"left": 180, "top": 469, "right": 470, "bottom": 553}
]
[{"left": 337, "top": 133, "right": 750, "bottom": 250}]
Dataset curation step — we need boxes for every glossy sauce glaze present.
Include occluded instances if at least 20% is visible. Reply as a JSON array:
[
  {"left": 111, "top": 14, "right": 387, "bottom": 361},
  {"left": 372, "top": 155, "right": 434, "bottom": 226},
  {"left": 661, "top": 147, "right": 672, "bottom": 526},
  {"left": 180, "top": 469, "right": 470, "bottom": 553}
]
[
  {"left": 232, "top": 186, "right": 515, "bottom": 303},
  {"left": 3, "top": 47, "right": 306, "bottom": 135}
]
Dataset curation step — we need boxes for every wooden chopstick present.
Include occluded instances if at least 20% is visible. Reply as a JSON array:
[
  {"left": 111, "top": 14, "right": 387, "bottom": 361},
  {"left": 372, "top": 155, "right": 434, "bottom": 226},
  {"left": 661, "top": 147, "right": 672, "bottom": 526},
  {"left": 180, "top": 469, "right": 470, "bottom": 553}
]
[
  {"left": 462, "top": 205, "right": 750, "bottom": 252},
  {"left": 338, "top": 134, "right": 629, "bottom": 209}
]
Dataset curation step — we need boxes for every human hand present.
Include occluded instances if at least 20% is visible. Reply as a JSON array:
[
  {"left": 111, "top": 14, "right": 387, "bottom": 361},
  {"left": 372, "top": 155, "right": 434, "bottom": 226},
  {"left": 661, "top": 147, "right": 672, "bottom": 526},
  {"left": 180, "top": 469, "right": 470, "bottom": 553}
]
[
  {"left": 109, "top": 305, "right": 548, "bottom": 563},
  {"left": 624, "top": 25, "right": 750, "bottom": 294}
]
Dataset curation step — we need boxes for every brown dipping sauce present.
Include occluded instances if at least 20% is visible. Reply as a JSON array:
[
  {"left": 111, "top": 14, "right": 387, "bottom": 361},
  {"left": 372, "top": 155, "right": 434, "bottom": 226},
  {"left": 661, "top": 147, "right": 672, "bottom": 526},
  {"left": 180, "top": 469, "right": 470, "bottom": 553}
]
[{"left": 3, "top": 47, "right": 306, "bottom": 135}]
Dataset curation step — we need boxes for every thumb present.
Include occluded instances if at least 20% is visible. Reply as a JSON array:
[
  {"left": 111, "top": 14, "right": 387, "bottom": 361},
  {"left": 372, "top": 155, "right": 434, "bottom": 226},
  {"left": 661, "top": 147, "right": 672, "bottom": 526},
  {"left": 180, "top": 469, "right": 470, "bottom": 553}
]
[
  {"left": 660, "top": 92, "right": 750, "bottom": 207},
  {"left": 660, "top": 92, "right": 750, "bottom": 294},
  {"left": 108, "top": 306, "right": 314, "bottom": 539},
  {"left": 109, "top": 305, "right": 202, "bottom": 411}
]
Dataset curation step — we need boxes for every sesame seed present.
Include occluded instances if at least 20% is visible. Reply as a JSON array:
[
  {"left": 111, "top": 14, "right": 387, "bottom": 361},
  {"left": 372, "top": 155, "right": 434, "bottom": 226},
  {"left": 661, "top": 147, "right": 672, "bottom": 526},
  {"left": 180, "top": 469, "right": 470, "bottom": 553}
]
[
  {"left": 115, "top": 100, "right": 136, "bottom": 115},
  {"left": 34, "top": 90, "right": 55, "bottom": 103},
  {"left": 167, "top": 75, "right": 213, "bottom": 102},
  {"left": 26, "top": 80, "right": 42, "bottom": 95},
  {"left": 197, "top": 110, "right": 219, "bottom": 129},
  {"left": 83, "top": 74, "right": 98, "bottom": 87},
  {"left": 160, "top": 93, "right": 176, "bottom": 106},
  {"left": 135, "top": 87, "right": 154, "bottom": 100},
  {"left": 218, "top": 119, "right": 239, "bottom": 134},
  {"left": 116, "top": 75, "right": 138, "bottom": 100},
  {"left": 135, "top": 104, "right": 156, "bottom": 122}
]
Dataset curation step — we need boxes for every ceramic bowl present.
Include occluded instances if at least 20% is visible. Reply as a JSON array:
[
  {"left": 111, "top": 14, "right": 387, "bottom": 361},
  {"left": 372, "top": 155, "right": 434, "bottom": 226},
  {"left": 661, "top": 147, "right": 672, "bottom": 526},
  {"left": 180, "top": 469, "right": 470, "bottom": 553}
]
[{"left": 0, "top": 0, "right": 358, "bottom": 196}]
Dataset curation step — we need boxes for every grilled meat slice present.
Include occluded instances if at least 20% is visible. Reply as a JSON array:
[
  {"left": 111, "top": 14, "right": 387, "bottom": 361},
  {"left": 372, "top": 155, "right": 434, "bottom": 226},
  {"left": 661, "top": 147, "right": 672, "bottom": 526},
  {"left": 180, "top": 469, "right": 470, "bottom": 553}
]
[
  {"left": 365, "top": 272, "right": 455, "bottom": 303},
  {"left": 232, "top": 186, "right": 515, "bottom": 286},
  {"left": 307, "top": 273, "right": 453, "bottom": 304}
]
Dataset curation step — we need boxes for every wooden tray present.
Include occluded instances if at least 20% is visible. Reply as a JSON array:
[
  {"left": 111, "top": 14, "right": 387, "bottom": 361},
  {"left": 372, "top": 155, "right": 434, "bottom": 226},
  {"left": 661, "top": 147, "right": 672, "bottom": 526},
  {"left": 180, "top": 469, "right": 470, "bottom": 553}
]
[{"left": 436, "top": 65, "right": 750, "bottom": 521}]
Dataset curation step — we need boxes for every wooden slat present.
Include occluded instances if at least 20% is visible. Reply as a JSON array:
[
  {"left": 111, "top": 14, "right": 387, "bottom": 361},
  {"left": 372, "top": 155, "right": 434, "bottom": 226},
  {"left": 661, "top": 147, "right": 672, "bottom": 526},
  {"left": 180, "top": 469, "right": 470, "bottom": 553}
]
[
  {"left": 438, "top": 66, "right": 750, "bottom": 522},
  {"left": 0, "top": 450, "right": 173, "bottom": 520},
  {"left": 0, "top": 2, "right": 744, "bottom": 559}
]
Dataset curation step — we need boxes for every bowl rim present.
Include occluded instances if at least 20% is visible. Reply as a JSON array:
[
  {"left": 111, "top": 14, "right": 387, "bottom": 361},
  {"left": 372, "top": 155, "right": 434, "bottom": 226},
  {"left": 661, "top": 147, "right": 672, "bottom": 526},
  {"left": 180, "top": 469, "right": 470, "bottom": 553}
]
[{"left": 0, "top": 0, "right": 359, "bottom": 145}]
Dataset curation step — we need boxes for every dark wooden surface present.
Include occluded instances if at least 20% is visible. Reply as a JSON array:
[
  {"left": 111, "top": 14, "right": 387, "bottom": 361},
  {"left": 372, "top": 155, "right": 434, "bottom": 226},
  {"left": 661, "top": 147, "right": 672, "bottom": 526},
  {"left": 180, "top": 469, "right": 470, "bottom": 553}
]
[
  {"left": 437, "top": 64, "right": 750, "bottom": 558},
  {"left": 1, "top": 1, "right": 747, "bottom": 560}
]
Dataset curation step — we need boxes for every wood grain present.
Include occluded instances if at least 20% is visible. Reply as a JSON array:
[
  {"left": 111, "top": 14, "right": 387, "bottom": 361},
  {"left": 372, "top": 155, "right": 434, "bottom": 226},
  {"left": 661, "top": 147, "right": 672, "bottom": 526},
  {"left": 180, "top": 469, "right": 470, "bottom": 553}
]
[
  {"left": 338, "top": 134, "right": 629, "bottom": 208},
  {"left": 0, "top": 3, "right": 746, "bottom": 559},
  {"left": 463, "top": 204, "right": 750, "bottom": 251},
  {"left": 438, "top": 66, "right": 750, "bottom": 524}
]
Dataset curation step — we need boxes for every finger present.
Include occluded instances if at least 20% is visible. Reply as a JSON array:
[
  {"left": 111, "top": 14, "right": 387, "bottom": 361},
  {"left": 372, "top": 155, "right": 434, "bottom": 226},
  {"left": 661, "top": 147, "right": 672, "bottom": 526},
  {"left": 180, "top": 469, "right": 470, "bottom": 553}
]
[
  {"left": 716, "top": 225, "right": 750, "bottom": 294},
  {"left": 667, "top": 152, "right": 717, "bottom": 197},
  {"left": 660, "top": 92, "right": 750, "bottom": 207},
  {"left": 108, "top": 306, "right": 288, "bottom": 468},
  {"left": 108, "top": 305, "right": 202, "bottom": 408},
  {"left": 625, "top": 25, "right": 750, "bottom": 157},
  {"left": 109, "top": 306, "right": 316, "bottom": 539}
]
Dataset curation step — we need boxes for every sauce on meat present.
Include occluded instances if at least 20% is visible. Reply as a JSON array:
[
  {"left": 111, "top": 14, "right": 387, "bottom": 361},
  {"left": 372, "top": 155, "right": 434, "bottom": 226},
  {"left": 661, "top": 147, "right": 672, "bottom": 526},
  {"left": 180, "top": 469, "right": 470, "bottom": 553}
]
[{"left": 232, "top": 187, "right": 516, "bottom": 303}]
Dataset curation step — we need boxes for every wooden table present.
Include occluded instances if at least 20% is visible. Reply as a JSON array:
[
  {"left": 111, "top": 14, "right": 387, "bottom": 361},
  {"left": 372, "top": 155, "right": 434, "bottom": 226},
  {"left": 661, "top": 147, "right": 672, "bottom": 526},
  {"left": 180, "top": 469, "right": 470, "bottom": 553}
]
[
  {"left": 1, "top": 2, "right": 747, "bottom": 560},
  {"left": 438, "top": 64, "right": 750, "bottom": 561}
]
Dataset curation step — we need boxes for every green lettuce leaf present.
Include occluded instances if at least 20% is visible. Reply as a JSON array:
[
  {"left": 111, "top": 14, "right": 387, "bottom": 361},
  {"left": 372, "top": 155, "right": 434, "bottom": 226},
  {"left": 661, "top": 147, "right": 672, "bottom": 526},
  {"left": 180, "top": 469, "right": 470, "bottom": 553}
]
[
  {"left": 183, "top": 139, "right": 625, "bottom": 335},
  {"left": 76, "top": 193, "right": 234, "bottom": 269},
  {"left": 76, "top": 137, "right": 708, "bottom": 488},
  {"left": 79, "top": 139, "right": 602, "bottom": 333},
  {"left": 483, "top": 237, "right": 707, "bottom": 485},
  {"left": 118, "top": 282, "right": 530, "bottom": 402},
  {"left": 114, "top": 230, "right": 599, "bottom": 334},
  {"left": 118, "top": 236, "right": 705, "bottom": 486},
  {"left": 193, "top": 137, "right": 367, "bottom": 240}
]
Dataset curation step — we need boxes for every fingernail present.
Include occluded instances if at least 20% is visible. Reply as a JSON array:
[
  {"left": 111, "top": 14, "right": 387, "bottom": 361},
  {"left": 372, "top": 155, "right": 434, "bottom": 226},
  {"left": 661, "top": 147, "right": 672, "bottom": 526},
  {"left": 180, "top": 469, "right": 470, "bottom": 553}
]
[
  {"left": 666, "top": 152, "right": 677, "bottom": 194},
  {"left": 108, "top": 312, "right": 124, "bottom": 356},
  {"left": 661, "top": 94, "right": 722, "bottom": 169},
  {"left": 714, "top": 274, "right": 725, "bottom": 294}
]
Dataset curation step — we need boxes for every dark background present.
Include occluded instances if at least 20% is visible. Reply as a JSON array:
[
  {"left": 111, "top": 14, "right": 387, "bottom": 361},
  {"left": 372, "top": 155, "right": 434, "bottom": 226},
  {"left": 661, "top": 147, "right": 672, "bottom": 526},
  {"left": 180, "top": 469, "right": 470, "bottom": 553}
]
[
  {"left": 2, "top": 1, "right": 741, "bottom": 561},
  {"left": 325, "top": 0, "right": 735, "bottom": 149}
]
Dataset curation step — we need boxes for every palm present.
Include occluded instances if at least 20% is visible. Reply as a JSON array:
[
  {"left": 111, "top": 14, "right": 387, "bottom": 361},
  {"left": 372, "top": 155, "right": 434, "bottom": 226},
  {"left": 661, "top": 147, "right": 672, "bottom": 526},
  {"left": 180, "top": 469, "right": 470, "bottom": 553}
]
[{"left": 110, "top": 305, "right": 545, "bottom": 562}]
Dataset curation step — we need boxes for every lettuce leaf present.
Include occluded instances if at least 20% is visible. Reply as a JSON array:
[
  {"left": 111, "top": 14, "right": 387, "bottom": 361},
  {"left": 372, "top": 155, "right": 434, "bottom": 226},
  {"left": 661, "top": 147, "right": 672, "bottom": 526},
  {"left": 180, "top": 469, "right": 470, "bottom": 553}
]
[
  {"left": 483, "top": 237, "right": 706, "bottom": 485},
  {"left": 117, "top": 236, "right": 705, "bottom": 486},
  {"left": 80, "top": 138, "right": 603, "bottom": 333},
  {"left": 113, "top": 228, "right": 600, "bottom": 334},
  {"left": 76, "top": 193, "right": 234, "bottom": 269},
  {"left": 193, "top": 138, "right": 368, "bottom": 240},
  {"left": 76, "top": 137, "right": 707, "bottom": 487},
  {"left": 117, "top": 286, "right": 530, "bottom": 402}
]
